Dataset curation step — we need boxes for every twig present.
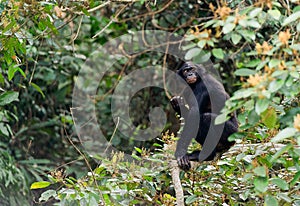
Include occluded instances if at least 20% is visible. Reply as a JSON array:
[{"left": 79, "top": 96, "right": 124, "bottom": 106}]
[
  {"left": 163, "top": 40, "right": 172, "bottom": 99},
  {"left": 104, "top": 117, "right": 120, "bottom": 154},
  {"left": 92, "top": 3, "right": 129, "bottom": 38},
  {"left": 88, "top": 1, "right": 111, "bottom": 13}
]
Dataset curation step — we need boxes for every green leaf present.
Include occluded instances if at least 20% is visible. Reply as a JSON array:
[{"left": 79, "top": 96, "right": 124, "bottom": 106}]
[
  {"left": 239, "top": 30, "right": 256, "bottom": 41},
  {"left": 270, "top": 144, "right": 293, "bottom": 163},
  {"left": 290, "top": 71, "right": 300, "bottom": 78},
  {"left": 182, "top": 43, "right": 196, "bottom": 50},
  {"left": 185, "top": 48, "right": 202, "bottom": 60},
  {"left": 39, "top": 190, "right": 57, "bottom": 202},
  {"left": 268, "top": 10, "right": 281, "bottom": 20},
  {"left": 222, "top": 23, "right": 235, "bottom": 34},
  {"left": 234, "top": 69, "right": 256, "bottom": 76},
  {"left": 0, "top": 73, "right": 4, "bottom": 85},
  {"left": 247, "top": 20, "right": 261, "bottom": 28},
  {"left": 0, "top": 91, "right": 19, "bottom": 106},
  {"left": 212, "top": 48, "right": 224, "bottom": 59},
  {"left": 248, "top": 109, "right": 260, "bottom": 125},
  {"left": 272, "top": 70, "right": 288, "bottom": 77},
  {"left": 249, "top": 8, "right": 262, "bottom": 18},
  {"left": 215, "top": 113, "right": 229, "bottom": 125},
  {"left": 254, "top": 177, "right": 268, "bottom": 193},
  {"left": 261, "top": 108, "right": 277, "bottom": 129},
  {"left": 245, "top": 59, "right": 261, "bottom": 68},
  {"left": 197, "top": 40, "right": 206, "bottom": 48},
  {"left": 271, "top": 128, "right": 297, "bottom": 143},
  {"left": 185, "top": 195, "right": 197, "bottom": 204},
  {"left": 30, "top": 181, "right": 51, "bottom": 189},
  {"left": 265, "top": 195, "right": 278, "bottom": 206},
  {"left": 268, "top": 59, "right": 281, "bottom": 68},
  {"left": 193, "top": 51, "right": 211, "bottom": 64},
  {"left": 268, "top": 79, "right": 285, "bottom": 92},
  {"left": 134, "top": 147, "right": 142, "bottom": 154},
  {"left": 2, "top": 20, "right": 15, "bottom": 33},
  {"left": 30, "top": 82, "right": 45, "bottom": 98},
  {"left": 8, "top": 65, "right": 18, "bottom": 81},
  {"left": 231, "top": 33, "right": 242, "bottom": 45},
  {"left": 290, "top": 171, "right": 300, "bottom": 186},
  {"left": 253, "top": 166, "right": 267, "bottom": 177},
  {"left": 270, "top": 178, "right": 289, "bottom": 190},
  {"left": 255, "top": 98, "right": 269, "bottom": 115},
  {"left": 277, "top": 193, "right": 292, "bottom": 203},
  {"left": 283, "top": 11, "right": 300, "bottom": 26},
  {"left": 232, "top": 88, "right": 256, "bottom": 100}
]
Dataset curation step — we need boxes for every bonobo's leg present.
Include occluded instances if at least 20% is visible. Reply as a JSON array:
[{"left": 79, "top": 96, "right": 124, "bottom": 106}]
[
  {"left": 187, "top": 150, "right": 215, "bottom": 161},
  {"left": 178, "top": 113, "right": 238, "bottom": 170},
  {"left": 194, "top": 113, "right": 238, "bottom": 161}
]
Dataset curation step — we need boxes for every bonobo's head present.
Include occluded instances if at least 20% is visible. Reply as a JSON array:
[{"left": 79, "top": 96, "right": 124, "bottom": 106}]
[{"left": 177, "top": 62, "right": 200, "bottom": 85}]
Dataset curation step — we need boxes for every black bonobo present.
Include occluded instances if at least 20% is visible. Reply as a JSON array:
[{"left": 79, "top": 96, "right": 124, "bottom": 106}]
[{"left": 170, "top": 62, "right": 238, "bottom": 170}]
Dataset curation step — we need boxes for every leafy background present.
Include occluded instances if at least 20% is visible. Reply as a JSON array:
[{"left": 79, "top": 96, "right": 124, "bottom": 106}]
[{"left": 0, "top": 0, "right": 299, "bottom": 205}]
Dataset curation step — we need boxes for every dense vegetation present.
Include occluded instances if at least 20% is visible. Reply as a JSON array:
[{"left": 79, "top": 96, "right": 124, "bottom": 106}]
[{"left": 0, "top": 0, "right": 299, "bottom": 205}]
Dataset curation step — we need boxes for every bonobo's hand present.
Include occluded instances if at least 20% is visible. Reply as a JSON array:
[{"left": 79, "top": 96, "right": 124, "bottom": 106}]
[
  {"left": 170, "top": 96, "right": 184, "bottom": 114},
  {"left": 177, "top": 154, "right": 191, "bottom": 170}
]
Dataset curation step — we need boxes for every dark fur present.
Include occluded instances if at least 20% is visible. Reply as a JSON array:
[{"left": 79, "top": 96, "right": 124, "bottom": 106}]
[{"left": 170, "top": 62, "right": 238, "bottom": 170}]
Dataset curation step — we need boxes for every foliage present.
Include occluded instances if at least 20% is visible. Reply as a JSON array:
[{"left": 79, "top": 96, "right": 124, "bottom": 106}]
[{"left": 0, "top": 0, "right": 299, "bottom": 205}]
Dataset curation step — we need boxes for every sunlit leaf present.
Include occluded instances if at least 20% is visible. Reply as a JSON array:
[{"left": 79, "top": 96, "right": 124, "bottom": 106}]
[
  {"left": 254, "top": 177, "right": 268, "bottom": 193},
  {"left": 270, "top": 178, "right": 289, "bottom": 190},
  {"left": 268, "top": 10, "right": 281, "bottom": 20},
  {"left": 270, "top": 144, "right": 293, "bottom": 163},
  {"left": 8, "top": 65, "right": 18, "bottom": 81},
  {"left": 197, "top": 40, "right": 206, "bottom": 48},
  {"left": 186, "top": 195, "right": 197, "bottom": 204},
  {"left": 30, "top": 181, "right": 51, "bottom": 189},
  {"left": 253, "top": 166, "right": 267, "bottom": 177},
  {"left": 261, "top": 108, "right": 277, "bottom": 129},
  {"left": 271, "top": 128, "right": 297, "bottom": 143},
  {"left": 222, "top": 23, "right": 235, "bottom": 34},
  {"left": 185, "top": 48, "right": 202, "bottom": 60},
  {"left": 255, "top": 98, "right": 269, "bottom": 114},
  {"left": 283, "top": 11, "right": 300, "bottom": 26},
  {"left": 39, "top": 190, "right": 56, "bottom": 202},
  {"left": 265, "top": 195, "right": 278, "bottom": 206},
  {"left": 193, "top": 51, "right": 211, "bottom": 64},
  {"left": 212, "top": 48, "right": 224, "bottom": 59},
  {"left": 234, "top": 69, "right": 256, "bottom": 76},
  {"left": 231, "top": 33, "right": 242, "bottom": 45},
  {"left": 268, "top": 79, "right": 285, "bottom": 92},
  {"left": 249, "top": 8, "right": 262, "bottom": 18},
  {"left": 30, "top": 82, "right": 45, "bottom": 98}
]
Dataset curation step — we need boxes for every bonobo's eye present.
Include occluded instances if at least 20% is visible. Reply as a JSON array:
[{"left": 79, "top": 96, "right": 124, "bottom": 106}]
[{"left": 182, "top": 67, "right": 192, "bottom": 75}]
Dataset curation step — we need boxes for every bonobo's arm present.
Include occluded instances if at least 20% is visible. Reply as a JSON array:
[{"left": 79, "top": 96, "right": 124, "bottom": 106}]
[
  {"left": 175, "top": 106, "right": 200, "bottom": 170},
  {"left": 170, "top": 96, "right": 189, "bottom": 117}
]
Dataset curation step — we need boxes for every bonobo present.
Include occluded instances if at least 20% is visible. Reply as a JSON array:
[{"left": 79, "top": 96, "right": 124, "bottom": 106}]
[{"left": 170, "top": 62, "right": 238, "bottom": 170}]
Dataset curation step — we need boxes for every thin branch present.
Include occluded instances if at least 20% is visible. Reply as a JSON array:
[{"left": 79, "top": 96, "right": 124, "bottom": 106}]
[
  {"left": 118, "top": 0, "right": 174, "bottom": 23},
  {"left": 104, "top": 117, "right": 120, "bottom": 154},
  {"left": 92, "top": 3, "right": 129, "bottom": 38},
  {"left": 163, "top": 39, "right": 171, "bottom": 100},
  {"left": 169, "top": 160, "right": 184, "bottom": 206},
  {"left": 72, "top": 15, "right": 83, "bottom": 42},
  {"left": 87, "top": 1, "right": 111, "bottom": 13}
]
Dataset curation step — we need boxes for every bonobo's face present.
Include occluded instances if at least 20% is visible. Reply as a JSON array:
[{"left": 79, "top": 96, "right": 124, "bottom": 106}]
[{"left": 178, "top": 63, "right": 199, "bottom": 84}]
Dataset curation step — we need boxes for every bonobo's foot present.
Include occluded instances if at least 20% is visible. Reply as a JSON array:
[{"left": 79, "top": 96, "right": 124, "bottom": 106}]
[
  {"left": 177, "top": 150, "right": 216, "bottom": 170},
  {"left": 177, "top": 154, "right": 191, "bottom": 170},
  {"left": 170, "top": 96, "right": 184, "bottom": 114}
]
